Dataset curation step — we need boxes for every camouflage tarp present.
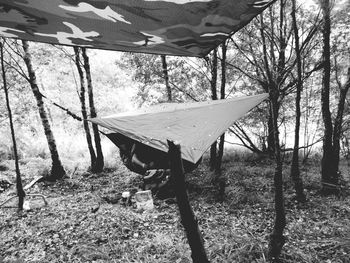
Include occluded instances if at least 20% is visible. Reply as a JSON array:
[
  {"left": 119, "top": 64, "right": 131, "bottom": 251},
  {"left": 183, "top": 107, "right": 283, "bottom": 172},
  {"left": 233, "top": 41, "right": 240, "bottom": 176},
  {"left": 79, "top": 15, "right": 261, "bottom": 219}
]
[{"left": 0, "top": 0, "right": 274, "bottom": 57}]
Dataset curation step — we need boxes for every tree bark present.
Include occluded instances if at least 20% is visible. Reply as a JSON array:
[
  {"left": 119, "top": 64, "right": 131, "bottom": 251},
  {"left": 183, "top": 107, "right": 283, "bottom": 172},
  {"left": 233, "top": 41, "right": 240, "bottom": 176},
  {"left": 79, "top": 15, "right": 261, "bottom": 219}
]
[
  {"left": 267, "top": 87, "right": 286, "bottom": 260},
  {"left": 214, "top": 43, "right": 227, "bottom": 201},
  {"left": 22, "top": 40, "right": 65, "bottom": 181},
  {"left": 290, "top": 0, "right": 306, "bottom": 202},
  {"left": 161, "top": 55, "right": 172, "bottom": 102},
  {"left": 267, "top": 113, "right": 276, "bottom": 155},
  {"left": 1, "top": 41, "right": 25, "bottom": 209},
  {"left": 216, "top": 43, "right": 227, "bottom": 169},
  {"left": 320, "top": 0, "right": 338, "bottom": 194},
  {"left": 264, "top": 2, "right": 286, "bottom": 258},
  {"left": 82, "top": 48, "right": 104, "bottom": 172},
  {"left": 333, "top": 67, "right": 350, "bottom": 180},
  {"left": 260, "top": 13, "right": 276, "bottom": 157},
  {"left": 209, "top": 49, "right": 218, "bottom": 170},
  {"left": 167, "top": 140, "right": 210, "bottom": 263},
  {"left": 73, "top": 47, "right": 96, "bottom": 170}
]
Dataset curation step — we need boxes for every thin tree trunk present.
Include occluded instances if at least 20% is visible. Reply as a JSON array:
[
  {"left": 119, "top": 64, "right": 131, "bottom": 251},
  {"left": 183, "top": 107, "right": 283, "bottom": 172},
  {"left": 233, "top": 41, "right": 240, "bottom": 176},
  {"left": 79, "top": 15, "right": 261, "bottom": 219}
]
[
  {"left": 210, "top": 49, "right": 218, "bottom": 171},
  {"left": 1, "top": 41, "right": 25, "bottom": 209},
  {"left": 267, "top": 87, "right": 286, "bottom": 259},
  {"left": 320, "top": 0, "right": 338, "bottom": 194},
  {"left": 260, "top": 13, "right": 275, "bottom": 157},
  {"left": 216, "top": 43, "right": 227, "bottom": 169},
  {"left": 168, "top": 141, "right": 210, "bottom": 263},
  {"left": 260, "top": 3, "right": 285, "bottom": 257},
  {"left": 22, "top": 40, "right": 65, "bottom": 181},
  {"left": 82, "top": 48, "right": 104, "bottom": 172},
  {"left": 73, "top": 47, "right": 96, "bottom": 169},
  {"left": 290, "top": 0, "right": 306, "bottom": 202},
  {"left": 161, "top": 55, "right": 172, "bottom": 101},
  {"left": 214, "top": 43, "right": 227, "bottom": 201}
]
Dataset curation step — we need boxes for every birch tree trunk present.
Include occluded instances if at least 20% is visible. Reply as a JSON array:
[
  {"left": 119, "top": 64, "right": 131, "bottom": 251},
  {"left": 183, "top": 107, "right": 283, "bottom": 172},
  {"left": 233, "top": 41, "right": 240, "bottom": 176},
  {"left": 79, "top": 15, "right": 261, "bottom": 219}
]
[
  {"left": 82, "top": 48, "right": 104, "bottom": 172},
  {"left": 73, "top": 47, "right": 96, "bottom": 170},
  {"left": 22, "top": 40, "right": 65, "bottom": 181}
]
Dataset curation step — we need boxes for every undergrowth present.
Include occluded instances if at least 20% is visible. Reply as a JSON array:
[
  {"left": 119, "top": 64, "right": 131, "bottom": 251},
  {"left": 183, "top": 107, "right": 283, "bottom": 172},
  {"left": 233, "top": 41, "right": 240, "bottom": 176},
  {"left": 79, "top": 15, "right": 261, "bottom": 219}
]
[{"left": 0, "top": 150, "right": 349, "bottom": 262}]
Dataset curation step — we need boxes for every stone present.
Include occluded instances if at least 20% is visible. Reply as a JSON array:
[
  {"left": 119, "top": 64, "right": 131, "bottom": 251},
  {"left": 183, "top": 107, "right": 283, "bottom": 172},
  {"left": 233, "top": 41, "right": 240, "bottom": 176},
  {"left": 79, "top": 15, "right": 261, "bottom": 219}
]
[{"left": 134, "top": 190, "right": 154, "bottom": 211}]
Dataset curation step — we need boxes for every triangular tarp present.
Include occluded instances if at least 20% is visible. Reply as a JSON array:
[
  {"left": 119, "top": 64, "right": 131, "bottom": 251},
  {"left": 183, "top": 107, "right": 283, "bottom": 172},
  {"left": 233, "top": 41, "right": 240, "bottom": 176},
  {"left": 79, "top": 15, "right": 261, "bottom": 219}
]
[
  {"left": 89, "top": 93, "right": 268, "bottom": 163},
  {"left": 0, "top": 0, "right": 274, "bottom": 57}
]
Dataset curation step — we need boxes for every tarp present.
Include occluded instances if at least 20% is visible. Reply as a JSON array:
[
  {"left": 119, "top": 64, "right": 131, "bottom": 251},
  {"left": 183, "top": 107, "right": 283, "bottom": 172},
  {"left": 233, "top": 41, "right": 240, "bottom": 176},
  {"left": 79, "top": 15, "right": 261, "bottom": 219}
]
[
  {"left": 0, "top": 0, "right": 274, "bottom": 57},
  {"left": 89, "top": 93, "right": 268, "bottom": 163}
]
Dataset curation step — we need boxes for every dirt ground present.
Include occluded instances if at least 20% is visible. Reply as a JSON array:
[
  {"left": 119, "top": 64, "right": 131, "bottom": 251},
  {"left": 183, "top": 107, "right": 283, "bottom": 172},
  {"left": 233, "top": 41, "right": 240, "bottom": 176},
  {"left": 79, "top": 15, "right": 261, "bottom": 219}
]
[{"left": 0, "top": 156, "right": 349, "bottom": 262}]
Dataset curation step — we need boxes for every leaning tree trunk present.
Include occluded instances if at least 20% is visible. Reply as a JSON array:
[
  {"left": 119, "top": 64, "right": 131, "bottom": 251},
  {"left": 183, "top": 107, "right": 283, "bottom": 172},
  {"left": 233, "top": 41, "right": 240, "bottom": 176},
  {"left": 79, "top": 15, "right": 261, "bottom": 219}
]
[
  {"left": 73, "top": 47, "right": 97, "bottom": 170},
  {"left": 320, "top": 0, "right": 338, "bottom": 194},
  {"left": 161, "top": 55, "right": 172, "bottom": 102},
  {"left": 22, "top": 40, "right": 65, "bottom": 181},
  {"left": 290, "top": 0, "right": 306, "bottom": 202},
  {"left": 1, "top": 41, "right": 25, "bottom": 209},
  {"left": 209, "top": 48, "right": 218, "bottom": 171},
  {"left": 168, "top": 141, "right": 210, "bottom": 263},
  {"left": 82, "top": 48, "right": 104, "bottom": 172}
]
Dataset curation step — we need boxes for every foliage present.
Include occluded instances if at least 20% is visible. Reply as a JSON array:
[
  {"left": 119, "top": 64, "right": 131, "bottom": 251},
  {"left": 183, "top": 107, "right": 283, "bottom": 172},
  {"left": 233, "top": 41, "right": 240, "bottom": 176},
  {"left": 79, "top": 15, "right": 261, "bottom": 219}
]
[{"left": 118, "top": 53, "right": 212, "bottom": 106}]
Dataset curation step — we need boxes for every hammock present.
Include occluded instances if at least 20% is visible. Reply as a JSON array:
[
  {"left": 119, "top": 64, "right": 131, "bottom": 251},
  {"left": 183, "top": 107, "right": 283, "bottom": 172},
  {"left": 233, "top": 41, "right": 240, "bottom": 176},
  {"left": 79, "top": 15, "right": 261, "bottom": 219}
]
[
  {"left": 89, "top": 93, "right": 268, "bottom": 164},
  {"left": 105, "top": 132, "right": 200, "bottom": 174}
]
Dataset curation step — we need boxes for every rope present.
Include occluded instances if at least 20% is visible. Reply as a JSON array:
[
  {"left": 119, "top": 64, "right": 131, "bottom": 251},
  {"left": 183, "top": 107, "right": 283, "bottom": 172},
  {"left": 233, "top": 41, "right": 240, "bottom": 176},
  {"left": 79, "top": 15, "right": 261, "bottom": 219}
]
[
  {"left": 36, "top": 91, "right": 113, "bottom": 138},
  {"left": 38, "top": 91, "right": 83, "bottom": 121}
]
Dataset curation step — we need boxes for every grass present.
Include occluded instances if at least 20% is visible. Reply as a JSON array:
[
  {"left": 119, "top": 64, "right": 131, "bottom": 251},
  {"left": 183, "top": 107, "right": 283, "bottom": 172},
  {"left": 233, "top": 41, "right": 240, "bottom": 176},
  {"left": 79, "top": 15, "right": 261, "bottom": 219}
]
[{"left": 0, "top": 150, "right": 349, "bottom": 262}]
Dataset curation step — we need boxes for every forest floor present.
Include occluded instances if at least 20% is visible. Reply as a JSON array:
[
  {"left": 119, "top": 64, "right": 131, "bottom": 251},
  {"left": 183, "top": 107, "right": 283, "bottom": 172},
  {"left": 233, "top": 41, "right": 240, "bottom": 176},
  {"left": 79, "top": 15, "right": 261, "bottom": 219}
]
[{"left": 0, "top": 153, "right": 349, "bottom": 263}]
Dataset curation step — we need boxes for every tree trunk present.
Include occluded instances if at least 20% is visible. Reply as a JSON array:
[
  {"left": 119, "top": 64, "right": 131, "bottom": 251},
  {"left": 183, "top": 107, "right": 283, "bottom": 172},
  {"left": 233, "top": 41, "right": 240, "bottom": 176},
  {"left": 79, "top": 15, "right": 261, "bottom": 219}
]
[
  {"left": 167, "top": 141, "right": 210, "bottom": 263},
  {"left": 267, "top": 87, "right": 286, "bottom": 260},
  {"left": 259, "top": 13, "right": 275, "bottom": 157},
  {"left": 161, "top": 55, "right": 172, "bottom": 102},
  {"left": 333, "top": 68, "right": 350, "bottom": 180},
  {"left": 267, "top": 113, "right": 276, "bottom": 156},
  {"left": 22, "top": 40, "right": 65, "bottom": 181},
  {"left": 73, "top": 47, "right": 96, "bottom": 170},
  {"left": 320, "top": 0, "right": 338, "bottom": 194},
  {"left": 209, "top": 49, "right": 218, "bottom": 170},
  {"left": 214, "top": 43, "right": 227, "bottom": 201},
  {"left": 216, "top": 43, "right": 227, "bottom": 170},
  {"left": 262, "top": 2, "right": 286, "bottom": 257},
  {"left": 1, "top": 41, "right": 25, "bottom": 209},
  {"left": 290, "top": 0, "right": 306, "bottom": 202},
  {"left": 82, "top": 48, "right": 104, "bottom": 172}
]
